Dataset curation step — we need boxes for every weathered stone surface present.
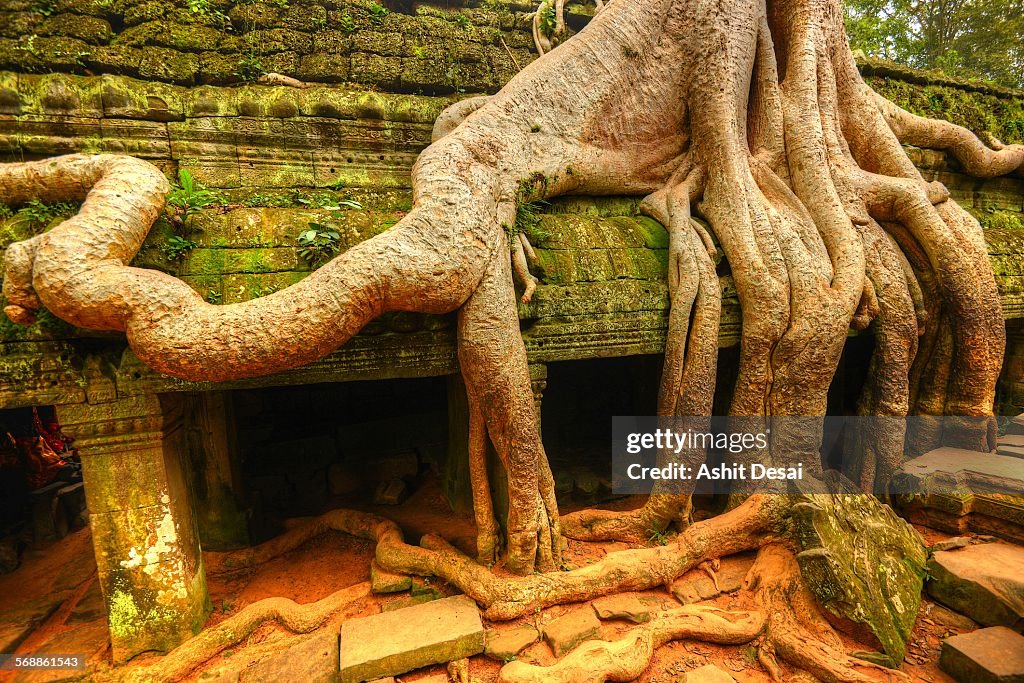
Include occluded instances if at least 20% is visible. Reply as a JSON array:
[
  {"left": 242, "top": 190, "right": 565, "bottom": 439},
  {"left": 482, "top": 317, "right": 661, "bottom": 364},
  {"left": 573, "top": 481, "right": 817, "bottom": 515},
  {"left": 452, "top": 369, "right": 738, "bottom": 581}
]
[
  {"left": 370, "top": 559, "right": 411, "bottom": 594},
  {"left": 373, "top": 478, "right": 408, "bottom": 505},
  {"left": 792, "top": 493, "right": 927, "bottom": 667},
  {"left": 901, "top": 448, "right": 1024, "bottom": 494},
  {"left": 940, "top": 627, "right": 1024, "bottom": 683},
  {"left": 542, "top": 608, "right": 602, "bottom": 657},
  {"left": 671, "top": 562, "right": 745, "bottom": 605},
  {"left": 591, "top": 594, "right": 657, "bottom": 623},
  {"left": 484, "top": 624, "right": 539, "bottom": 661},
  {"left": 339, "top": 595, "right": 483, "bottom": 683},
  {"left": 682, "top": 664, "right": 737, "bottom": 682},
  {"left": 241, "top": 630, "right": 339, "bottom": 683},
  {"left": 928, "top": 542, "right": 1024, "bottom": 630}
]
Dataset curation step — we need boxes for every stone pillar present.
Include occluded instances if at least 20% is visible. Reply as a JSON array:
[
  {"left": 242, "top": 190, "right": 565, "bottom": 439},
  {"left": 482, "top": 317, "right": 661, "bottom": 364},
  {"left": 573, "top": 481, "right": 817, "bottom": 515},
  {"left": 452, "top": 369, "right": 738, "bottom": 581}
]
[
  {"left": 183, "top": 392, "right": 249, "bottom": 551},
  {"left": 57, "top": 394, "right": 210, "bottom": 662}
]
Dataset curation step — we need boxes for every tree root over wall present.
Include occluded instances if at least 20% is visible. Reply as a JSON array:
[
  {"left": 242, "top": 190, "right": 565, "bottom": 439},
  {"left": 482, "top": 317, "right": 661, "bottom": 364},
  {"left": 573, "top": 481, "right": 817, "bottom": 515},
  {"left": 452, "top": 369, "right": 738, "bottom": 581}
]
[{"left": 1, "top": 0, "right": 1018, "bottom": 678}]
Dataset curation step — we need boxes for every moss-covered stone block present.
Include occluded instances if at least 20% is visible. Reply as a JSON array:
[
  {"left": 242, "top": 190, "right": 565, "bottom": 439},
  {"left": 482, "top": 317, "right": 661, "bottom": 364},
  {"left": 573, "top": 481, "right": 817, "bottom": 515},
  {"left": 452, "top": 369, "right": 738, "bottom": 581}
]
[
  {"left": 296, "top": 52, "right": 352, "bottom": 83},
  {"left": 351, "top": 52, "right": 402, "bottom": 90},
  {"left": 793, "top": 493, "right": 927, "bottom": 668},
  {"left": 40, "top": 13, "right": 112, "bottom": 43}
]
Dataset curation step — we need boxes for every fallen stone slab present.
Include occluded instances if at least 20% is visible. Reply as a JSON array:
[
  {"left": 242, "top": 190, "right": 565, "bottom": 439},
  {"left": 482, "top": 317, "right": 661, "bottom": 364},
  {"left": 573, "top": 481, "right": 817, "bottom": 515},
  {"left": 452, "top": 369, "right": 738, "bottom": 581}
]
[
  {"left": 940, "top": 626, "right": 1024, "bottom": 683},
  {"left": 373, "top": 478, "right": 408, "bottom": 505},
  {"left": 998, "top": 445, "right": 1024, "bottom": 459},
  {"left": 682, "top": 664, "right": 737, "bottom": 682},
  {"left": 370, "top": 560, "right": 411, "bottom": 594},
  {"left": 901, "top": 448, "right": 1024, "bottom": 494},
  {"left": 542, "top": 608, "right": 602, "bottom": 657},
  {"left": 591, "top": 594, "right": 659, "bottom": 623},
  {"left": 485, "top": 624, "right": 540, "bottom": 661},
  {"left": 927, "top": 542, "right": 1024, "bottom": 630},
  {"left": 999, "top": 434, "right": 1024, "bottom": 449},
  {"left": 339, "top": 595, "right": 483, "bottom": 683},
  {"left": 241, "top": 630, "right": 338, "bottom": 683},
  {"left": 671, "top": 563, "right": 745, "bottom": 605}
]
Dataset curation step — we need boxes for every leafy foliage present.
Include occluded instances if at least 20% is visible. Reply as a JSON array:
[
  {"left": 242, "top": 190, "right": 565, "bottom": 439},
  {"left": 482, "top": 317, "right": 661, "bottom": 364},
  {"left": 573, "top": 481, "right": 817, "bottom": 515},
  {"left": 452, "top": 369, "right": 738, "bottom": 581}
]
[
  {"left": 537, "top": 0, "right": 557, "bottom": 38},
  {"left": 235, "top": 54, "right": 265, "bottom": 82},
  {"left": 161, "top": 235, "right": 199, "bottom": 261},
  {"left": 166, "top": 169, "right": 224, "bottom": 228},
  {"left": 19, "top": 199, "right": 77, "bottom": 227},
  {"left": 369, "top": 1, "right": 389, "bottom": 24},
  {"left": 298, "top": 225, "right": 343, "bottom": 268},
  {"left": 845, "top": 0, "right": 1024, "bottom": 88}
]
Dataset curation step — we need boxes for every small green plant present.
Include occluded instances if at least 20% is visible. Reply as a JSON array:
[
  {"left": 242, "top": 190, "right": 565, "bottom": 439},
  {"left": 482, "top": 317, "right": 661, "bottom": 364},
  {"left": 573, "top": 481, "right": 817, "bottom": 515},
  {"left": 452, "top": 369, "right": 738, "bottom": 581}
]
[
  {"left": 514, "top": 200, "right": 551, "bottom": 242},
  {"left": 647, "top": 527, "right": 669, "bottom": 546},
  {"left": 537, "top": 0, "right": 556, "bottom": 37},
  {"left": 412, "top": 45, "right": 429, "bottom": 60},
  {"left": 19, "top": 199, "right": 77, "bottom": 227},
  {"left": 30, "top": 0, "right": 57, "bottom": 16},
  {"left": 205, "top": 290, "right": 222, "bottom": 304},
  {"left": 166, "top": 169, "right": 224, "bottom": 227},
  {"left": 339, "top": 13, "right": 358, "bottom": 33},
  {"left": 451, "top": 12, "right": 471, "bottom": 29},
  {"left": 297, "top": 225, "right": 342, "bottom": 267},
  {"left": 235, "top": 54, "right": 265, "bottom": 82},
  {"left": 369, "top": 1, "right": 389, "bottom": 24},
  {"left": 0, "top": 204, "right": 14, "bottom": 219},
  {"left": 161, "top": 235, "right": 199, "bottom": 261}
]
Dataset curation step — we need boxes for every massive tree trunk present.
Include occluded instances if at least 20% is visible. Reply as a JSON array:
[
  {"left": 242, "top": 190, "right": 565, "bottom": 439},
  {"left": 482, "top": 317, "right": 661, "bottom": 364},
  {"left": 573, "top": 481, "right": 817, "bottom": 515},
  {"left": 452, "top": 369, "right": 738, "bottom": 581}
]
[{"left": 0, "top": 0, "right": 1014, "bottom": 675}]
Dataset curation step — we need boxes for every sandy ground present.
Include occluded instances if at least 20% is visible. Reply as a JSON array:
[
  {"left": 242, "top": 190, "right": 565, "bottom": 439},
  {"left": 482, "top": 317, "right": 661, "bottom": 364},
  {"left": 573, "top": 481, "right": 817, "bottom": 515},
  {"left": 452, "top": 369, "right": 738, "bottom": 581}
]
[{"left": 0, "top": 478, "right": 968, "bottom": 683}]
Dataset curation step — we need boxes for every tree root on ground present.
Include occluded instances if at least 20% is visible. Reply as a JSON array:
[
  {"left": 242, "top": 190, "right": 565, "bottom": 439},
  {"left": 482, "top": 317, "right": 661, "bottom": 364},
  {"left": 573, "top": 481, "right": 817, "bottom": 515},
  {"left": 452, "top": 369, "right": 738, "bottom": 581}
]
[
  {"left": 99, "top": 583, "right": 371, "bottom": 683},
  {"left": 497, "top": 543, "right": 910, "bottom": 683},
  {"left": 498, "top": 604, "right": 765, "bottom": 682},
  {"left": 747, "top": 544, "right": 911, "bottom": 683},
  {"left": 205, "top": 495, "right": 789, "bottom": 621}
]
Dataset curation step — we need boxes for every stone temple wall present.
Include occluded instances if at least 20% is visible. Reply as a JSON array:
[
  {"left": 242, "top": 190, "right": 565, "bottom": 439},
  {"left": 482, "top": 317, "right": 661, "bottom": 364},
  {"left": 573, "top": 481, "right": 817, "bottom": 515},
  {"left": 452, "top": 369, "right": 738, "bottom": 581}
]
[
  {"left": 1, "top": 0, "right": 1024, "bottom": 413},
  {"left": 3, "top": 1, "right": 1024, "bottom": 659}
]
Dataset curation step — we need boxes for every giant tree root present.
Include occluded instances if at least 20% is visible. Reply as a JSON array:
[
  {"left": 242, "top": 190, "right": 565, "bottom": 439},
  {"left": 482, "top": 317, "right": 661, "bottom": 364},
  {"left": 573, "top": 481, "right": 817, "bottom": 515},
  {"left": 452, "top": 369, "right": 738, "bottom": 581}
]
[
  {"left": 101, "top": 583, "right": 371, "bottom": 683},
  {"left": 748, "top": 544, "right": 911, "bottom": 683},
  {"left": 497, "top": 604, "right": 765, "bottom": 682},
  {"left": 204, "top": 495, "right": 789, "bottom": 621}
]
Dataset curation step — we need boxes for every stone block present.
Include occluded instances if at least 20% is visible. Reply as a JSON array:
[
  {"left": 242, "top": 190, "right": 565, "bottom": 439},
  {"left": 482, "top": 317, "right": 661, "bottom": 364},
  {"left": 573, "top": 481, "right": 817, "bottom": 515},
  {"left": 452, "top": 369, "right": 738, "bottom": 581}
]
[
  {"left": 370, "top": 560, "right": 411, "bottom": 594},
  {"left": 484, "top": 624, "right": 539, "bottom": 661},
  {"left": 339, "top": 595, "right": 484, "bottom": 683},
  {"left": 542, "top": 608, "right": 601, "bottom": 657},
  {"left": 373, "top": 478, "right": 408, "bottom": 505},
  {"left": 940, "top": 627, "right": 1024, "bottom": 683},
  {"left": 241, "top": 630, "right": 339, "bottom": 683},
  {"left": 928, "top": 542, "right": 1024, "bottom": 630},
  {"left": 591, "top": 594, "right": 657, "bottom": 623}
]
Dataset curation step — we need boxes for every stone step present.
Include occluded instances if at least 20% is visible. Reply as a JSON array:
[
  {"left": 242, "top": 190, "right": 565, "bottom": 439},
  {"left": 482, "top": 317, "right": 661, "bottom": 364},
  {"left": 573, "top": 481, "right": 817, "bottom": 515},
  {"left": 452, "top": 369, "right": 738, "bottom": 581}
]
[
  {"left": 542, "top": 608, "right": 602, "bottom": 657},
  {"left": 927, "top": 542, "right": 1024, "bottom": 631},
  {"left": 940, "top": 626, "right": 1024, "bottom": 683},
  {"left": 901, "top": 448, "right": 1024, "bottom": 493},
  {"left": 896, "top": 448, "right": 1024, "bottom": 544},
  {"left": 484, "top": 624, "right": 539, "bottom": 661},
  {"left": 339, "top": 595, "right": 484, "bottom": 683}
]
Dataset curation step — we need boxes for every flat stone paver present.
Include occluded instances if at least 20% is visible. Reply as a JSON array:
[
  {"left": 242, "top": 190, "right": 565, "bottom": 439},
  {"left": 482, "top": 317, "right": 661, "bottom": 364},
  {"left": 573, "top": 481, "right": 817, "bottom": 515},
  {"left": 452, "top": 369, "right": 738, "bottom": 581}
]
[
  {"left": 928, "top": 542, "right": 1024, "bottom": 629},
  {"left": 940, "top": 626, "right": 1024, "bottom": 683},
  {"left": 484, "top": 624, "right": 539, "bottom": 661},
  {"left": 542, "top": 608, "right": 601, "bottom": 657},
  {"left": 591, "top": 594, "right": 659, "bottom": 623},
  {"left": 241, "top": 630, "right": 338, "bottom": 683},
  {"left": 902, "top": 448, "right": 1024, "bottom": 494},
  {"left": 339, "top": 595, "right": 483, "bottom": 683}
]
